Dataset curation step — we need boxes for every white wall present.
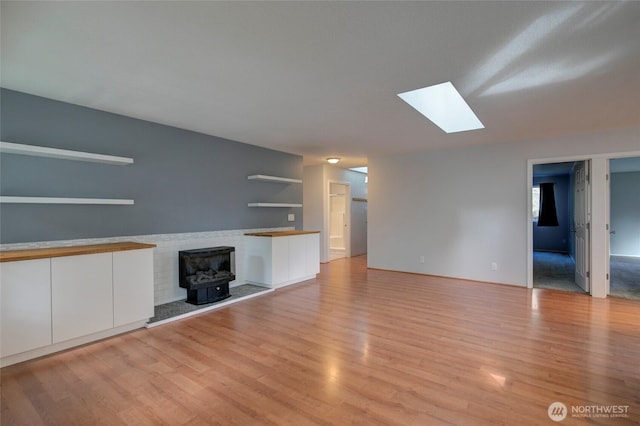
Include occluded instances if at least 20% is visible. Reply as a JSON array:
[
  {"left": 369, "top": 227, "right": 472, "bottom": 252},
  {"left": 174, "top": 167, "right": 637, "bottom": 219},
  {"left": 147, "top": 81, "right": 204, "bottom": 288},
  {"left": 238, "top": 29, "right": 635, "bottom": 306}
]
[
  {"left": 303, "top": 165, "right": 327, "bottom": 259},
  {"left": 368, "top": 127, "right": 640, "bottom": 291}
]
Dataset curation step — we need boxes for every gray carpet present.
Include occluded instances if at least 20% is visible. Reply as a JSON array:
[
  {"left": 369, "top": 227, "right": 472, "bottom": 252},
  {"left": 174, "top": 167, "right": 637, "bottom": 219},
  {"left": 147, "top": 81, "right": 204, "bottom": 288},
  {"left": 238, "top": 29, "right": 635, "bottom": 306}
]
[
  {"left": 148, "top": 284, "right": 270, "bottom": 324},
  {"left": 533, "top": 251, "right": 586, "bottom": 293},
  {"left": 534, "top": 252, "right": 640, "bottom": 300},
  {"left": 610, "top": 255, "right": 640, "bottom": 300}
]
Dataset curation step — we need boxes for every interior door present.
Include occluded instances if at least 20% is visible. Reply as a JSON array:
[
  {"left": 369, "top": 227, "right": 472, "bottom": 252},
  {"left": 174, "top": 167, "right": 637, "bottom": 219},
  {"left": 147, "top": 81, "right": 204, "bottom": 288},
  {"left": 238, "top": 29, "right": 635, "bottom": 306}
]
[
  {"left": 329, "top": 183, "right": 348, "bottom": 261},
  {"left": 574, "top": 161, "right": 590, "bottom": 292}
]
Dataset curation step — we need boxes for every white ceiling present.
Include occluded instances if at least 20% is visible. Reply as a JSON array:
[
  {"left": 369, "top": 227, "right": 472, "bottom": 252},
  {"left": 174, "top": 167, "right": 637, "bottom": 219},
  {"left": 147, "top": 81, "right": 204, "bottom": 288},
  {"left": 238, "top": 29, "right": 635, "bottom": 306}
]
[{"left": 2, "top": 1, "right": 639, "bottom": 169}]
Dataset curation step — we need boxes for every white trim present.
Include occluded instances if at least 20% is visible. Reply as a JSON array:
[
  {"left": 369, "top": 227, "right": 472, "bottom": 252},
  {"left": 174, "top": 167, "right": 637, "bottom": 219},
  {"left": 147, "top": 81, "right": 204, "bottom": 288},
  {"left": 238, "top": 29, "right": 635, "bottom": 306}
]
[
  {"left": 247, "top": 175, "right": 302, "bottom": 184},
  {"left": 526, "top": 161, "right": 534, "bottom": 289},
  {"left": 605, "top": 151, "right": 640, "bottom": 296},
  {"left": 0, "top": 320, "right": 147, "bottom": 367},
  {"left": 0, "top": 141, "right": 133, "bottom": 165},
  {"left": 0, "top": 196, "right": 134, "bottom": 205},
  {"left": 590, "top": 158, "right": 607, "bottom": 297},
  {"left": 605, "top": 158, "right": 611, "bottom": 296},
  {"left": 527, "top": 156, "right": 589, "bottom": 292},
  {"left": 326, "top": 180, "right": 351, "bottom": 261}
]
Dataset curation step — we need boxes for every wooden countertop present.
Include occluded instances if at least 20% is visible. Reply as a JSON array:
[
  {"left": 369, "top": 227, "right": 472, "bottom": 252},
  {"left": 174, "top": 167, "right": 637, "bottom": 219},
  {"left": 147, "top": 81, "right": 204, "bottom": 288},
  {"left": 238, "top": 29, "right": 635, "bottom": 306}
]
[
  {"left": 244, "top": 230, "right": 320, "bottom": 237},
  {"left": 0, "top": 242, "right": 156, "bottom": 262}
]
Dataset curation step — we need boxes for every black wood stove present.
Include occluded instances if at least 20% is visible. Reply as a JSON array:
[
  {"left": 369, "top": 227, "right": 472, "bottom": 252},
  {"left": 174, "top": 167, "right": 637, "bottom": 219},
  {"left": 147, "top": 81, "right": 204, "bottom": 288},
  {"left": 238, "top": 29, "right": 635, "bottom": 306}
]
[{"left": 178, "top": 246, "right": 235, "bottom": 305}]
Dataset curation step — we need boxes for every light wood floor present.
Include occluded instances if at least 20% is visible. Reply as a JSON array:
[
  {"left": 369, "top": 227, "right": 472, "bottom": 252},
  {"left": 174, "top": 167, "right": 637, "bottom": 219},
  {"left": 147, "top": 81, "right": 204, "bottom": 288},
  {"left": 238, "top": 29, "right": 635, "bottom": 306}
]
[{"left": 2, "top": 256, "right": 639, "bottom": 425}]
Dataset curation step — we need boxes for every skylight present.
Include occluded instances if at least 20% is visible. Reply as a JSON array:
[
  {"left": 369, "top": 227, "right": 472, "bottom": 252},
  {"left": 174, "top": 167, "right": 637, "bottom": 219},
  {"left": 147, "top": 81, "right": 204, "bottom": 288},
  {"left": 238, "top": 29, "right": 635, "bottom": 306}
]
[
  {"left": 349, "top": 167, "right": 368, "bottom": 174},
  {"left": 398, "top": 82, "right": 484, "bottom": 133}
]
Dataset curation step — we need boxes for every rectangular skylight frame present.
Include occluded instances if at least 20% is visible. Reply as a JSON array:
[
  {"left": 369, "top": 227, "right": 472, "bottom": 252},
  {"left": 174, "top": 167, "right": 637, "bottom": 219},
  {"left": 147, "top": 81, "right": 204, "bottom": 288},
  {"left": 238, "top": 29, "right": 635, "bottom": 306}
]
[{"left": 398, "top": 81, "right": 484, "bottom": 134}]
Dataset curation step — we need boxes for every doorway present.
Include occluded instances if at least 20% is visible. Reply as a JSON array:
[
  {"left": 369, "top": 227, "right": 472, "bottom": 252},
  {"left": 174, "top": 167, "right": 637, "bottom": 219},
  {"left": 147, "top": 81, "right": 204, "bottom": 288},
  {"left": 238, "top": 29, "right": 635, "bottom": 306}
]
[
  {"left": 531, "top": 161, "right": 589, "bottom": 294},
  {"left": 329, "top": 182, "right": 350, "bottom": 261},
  {"left": 608, "top": 157, "right": 640, "bottom": 300}
]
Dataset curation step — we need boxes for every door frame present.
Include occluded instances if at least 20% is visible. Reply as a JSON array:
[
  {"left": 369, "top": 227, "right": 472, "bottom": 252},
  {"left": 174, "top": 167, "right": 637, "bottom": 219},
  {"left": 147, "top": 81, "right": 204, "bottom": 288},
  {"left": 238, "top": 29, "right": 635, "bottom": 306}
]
[
  {"left": 326, "top": 180, "right": 351, "bottom": 261},
  {"left": 605, "top": 152, "right": 640, "bottom": 296},
  {"left": 528, "top": 151, "right": 640, "bottom": 297},
  {"left": 527, "top": 155, "right": 593, "bottom": 292}
]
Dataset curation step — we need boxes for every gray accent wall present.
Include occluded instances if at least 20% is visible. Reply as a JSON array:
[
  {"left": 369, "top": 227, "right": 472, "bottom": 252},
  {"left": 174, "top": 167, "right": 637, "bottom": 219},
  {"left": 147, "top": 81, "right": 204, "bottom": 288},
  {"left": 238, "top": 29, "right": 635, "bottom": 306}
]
[
  {"left": 0, "top": 89, "right": 302, "bottom": 243},
  {"left": 610, "top": 171, "right": 640, "bottom": 256}
]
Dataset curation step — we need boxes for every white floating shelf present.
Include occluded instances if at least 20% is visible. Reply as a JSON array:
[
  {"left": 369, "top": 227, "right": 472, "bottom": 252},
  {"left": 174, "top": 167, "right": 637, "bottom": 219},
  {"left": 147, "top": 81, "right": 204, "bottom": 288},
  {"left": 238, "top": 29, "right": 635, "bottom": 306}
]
[
  {"left": 247, "top": 175, "right": 302, "bottom": 184},
  {"left": 248, "top": 203, "right": 302, "bottom": 208},
  {"left": 0, "top": 141, "right": 134, "bottom": 165},
  {"left": 0, "top": 196, "right": 134, "bottom": 205}
]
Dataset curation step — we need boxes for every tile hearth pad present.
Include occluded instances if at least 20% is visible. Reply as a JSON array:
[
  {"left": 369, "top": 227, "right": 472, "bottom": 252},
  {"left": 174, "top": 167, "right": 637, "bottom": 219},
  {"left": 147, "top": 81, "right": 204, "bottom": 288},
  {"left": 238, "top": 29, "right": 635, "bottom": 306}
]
[{"left": 148, "top": 284, "right": 269, "bottom": 324}]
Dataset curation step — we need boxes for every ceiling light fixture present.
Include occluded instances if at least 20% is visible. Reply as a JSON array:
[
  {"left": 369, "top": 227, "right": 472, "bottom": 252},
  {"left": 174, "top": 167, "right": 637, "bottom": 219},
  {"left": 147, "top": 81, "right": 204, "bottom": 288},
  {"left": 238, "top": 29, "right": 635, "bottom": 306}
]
[
  {"left": 398, "top": 81, "right": 484, "bottom": 133},
  {"left": 327, "top": 157, "right": 340, "bottom": 164}
]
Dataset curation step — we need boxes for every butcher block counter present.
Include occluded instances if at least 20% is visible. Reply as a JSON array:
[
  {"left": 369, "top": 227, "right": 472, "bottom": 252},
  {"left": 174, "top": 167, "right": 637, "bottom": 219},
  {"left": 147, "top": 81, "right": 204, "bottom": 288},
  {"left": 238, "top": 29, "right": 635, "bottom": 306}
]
[
  {"left": 244, "top": 230, "right": 320, "bottom": 288},
  {"left": 244, "top": 230, "right": 320, "bottom": 237},
  {"left": 1, "top": 241, "right": 155, "bottom": 367},
  {"left": 0, "top": 241, "right": 156, "bottom": 262}
]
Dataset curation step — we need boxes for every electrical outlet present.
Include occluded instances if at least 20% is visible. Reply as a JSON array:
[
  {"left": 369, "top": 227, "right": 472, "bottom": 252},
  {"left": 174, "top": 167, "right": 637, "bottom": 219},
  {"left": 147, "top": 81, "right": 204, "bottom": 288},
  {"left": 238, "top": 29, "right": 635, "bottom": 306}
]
[
  {"left": 491, "top": 262, "right": 498, "bottom": 271},
  {"left": 287, "top": 213, "right": 295, "bottom": 222},
  {"left": 420, "top": 256, "right": 425, "bottom": 264}
]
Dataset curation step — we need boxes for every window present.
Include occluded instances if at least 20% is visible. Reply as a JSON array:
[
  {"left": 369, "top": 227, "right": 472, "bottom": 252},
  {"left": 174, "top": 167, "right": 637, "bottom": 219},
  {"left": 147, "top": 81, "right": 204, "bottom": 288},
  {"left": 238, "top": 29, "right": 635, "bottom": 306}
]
[{"left": 532, "top": 185, "right": 540, "bottom": 221}]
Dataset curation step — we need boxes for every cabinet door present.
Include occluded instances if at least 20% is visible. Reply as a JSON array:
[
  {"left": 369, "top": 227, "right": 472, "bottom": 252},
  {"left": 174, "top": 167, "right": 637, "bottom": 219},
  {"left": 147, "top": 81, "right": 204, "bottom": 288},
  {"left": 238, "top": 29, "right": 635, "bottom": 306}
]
[
  {"left": 244, "top": 237, "right": 273, "bottom": 285},
  {"left": 288, "top": 235, "right": 307, "bottom": 281},
  {"left": 1, "top": 259, "right": 52, "bottom": 357},
  {"left": 305, "top": 233, "right": 320, "bottom": 276},
  {"left": 52, "top": 253, "right": 113, "bottom": 343},
  {"left": 113, "top": 249, "right": 154, "bottom": 327},
  {"left": 271, "top": 237, "right": 289, "bottom": 286}
]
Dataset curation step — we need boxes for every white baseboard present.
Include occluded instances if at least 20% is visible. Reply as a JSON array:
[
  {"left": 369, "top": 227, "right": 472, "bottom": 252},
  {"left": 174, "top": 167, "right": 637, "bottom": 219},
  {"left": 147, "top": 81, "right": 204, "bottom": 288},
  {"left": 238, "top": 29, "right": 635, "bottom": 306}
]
[{"left": 1, "top": 320, "right": 147, "bottom": 368}]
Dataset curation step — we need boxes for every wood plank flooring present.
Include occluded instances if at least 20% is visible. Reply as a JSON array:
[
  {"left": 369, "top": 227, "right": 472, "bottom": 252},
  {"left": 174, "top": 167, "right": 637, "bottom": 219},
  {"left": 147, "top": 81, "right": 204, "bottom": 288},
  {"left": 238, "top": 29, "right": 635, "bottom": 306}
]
[{"left": 2, "top": 255, "right": 640, "bottom": 425}]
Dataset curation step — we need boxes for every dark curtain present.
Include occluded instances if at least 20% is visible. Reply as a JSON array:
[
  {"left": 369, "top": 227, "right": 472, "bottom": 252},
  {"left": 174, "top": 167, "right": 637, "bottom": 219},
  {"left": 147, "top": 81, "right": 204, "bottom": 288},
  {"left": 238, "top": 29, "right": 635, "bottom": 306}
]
[{"left": 538, "top": 182, "right": 559, "bottom": 227}]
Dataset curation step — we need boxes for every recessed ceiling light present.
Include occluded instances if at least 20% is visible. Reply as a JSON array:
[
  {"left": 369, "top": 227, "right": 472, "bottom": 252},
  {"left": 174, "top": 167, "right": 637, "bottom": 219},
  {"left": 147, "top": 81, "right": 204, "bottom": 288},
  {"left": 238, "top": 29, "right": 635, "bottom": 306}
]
[
  {"left": 398, "top": 81, "right": 484, "bottom": 134},
  {"left": 327, "top": 157, "right": 340, "bottom": 164}
]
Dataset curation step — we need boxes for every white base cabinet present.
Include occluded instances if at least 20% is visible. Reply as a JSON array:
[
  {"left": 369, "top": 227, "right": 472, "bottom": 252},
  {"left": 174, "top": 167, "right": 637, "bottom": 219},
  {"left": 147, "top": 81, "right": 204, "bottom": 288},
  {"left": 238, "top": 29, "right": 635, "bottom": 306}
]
[
  {"left": 52, "top": 253, "right": 113, "bottom": 343},
  {"left": 113, "top": 249, "right": 154, "bottom": 327},
  {"left": 1, "top": 245, "right": 154, "bottom": 367},
  {"left": 245, "top": 232, "right": 320, "bottom": 288},
  {"left": 0, "top": 259, "right": 52, "bottom": 358}
]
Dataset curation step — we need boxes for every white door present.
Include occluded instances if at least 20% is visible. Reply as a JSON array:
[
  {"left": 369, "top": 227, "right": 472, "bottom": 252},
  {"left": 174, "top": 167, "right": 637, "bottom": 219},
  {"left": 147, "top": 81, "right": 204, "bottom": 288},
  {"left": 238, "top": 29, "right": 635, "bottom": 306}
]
[
  {"left": 329, "top": 182, "right": 350, "bottom": 261},
  {"left": 574, "top": 161, "right": 590, "bottom": 292}
]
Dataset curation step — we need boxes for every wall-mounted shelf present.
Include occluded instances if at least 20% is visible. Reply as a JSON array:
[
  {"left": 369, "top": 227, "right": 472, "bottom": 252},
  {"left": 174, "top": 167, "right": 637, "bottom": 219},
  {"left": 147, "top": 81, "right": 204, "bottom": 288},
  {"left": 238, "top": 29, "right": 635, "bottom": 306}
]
[
  {"left": 248, "top": 203, "right": 302, "bottom": 208},
  {"left": 247, "top": 175, "right": 302, "bottom": 184},
  {"left": 0, "top": 141, "right": 134, "bottom": 165},
  {"left": 0, "top": 197, "right": 134, "bottom": 205},
  {"left": 247, "top": 174, "right": 302, "bottom": 208}
]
